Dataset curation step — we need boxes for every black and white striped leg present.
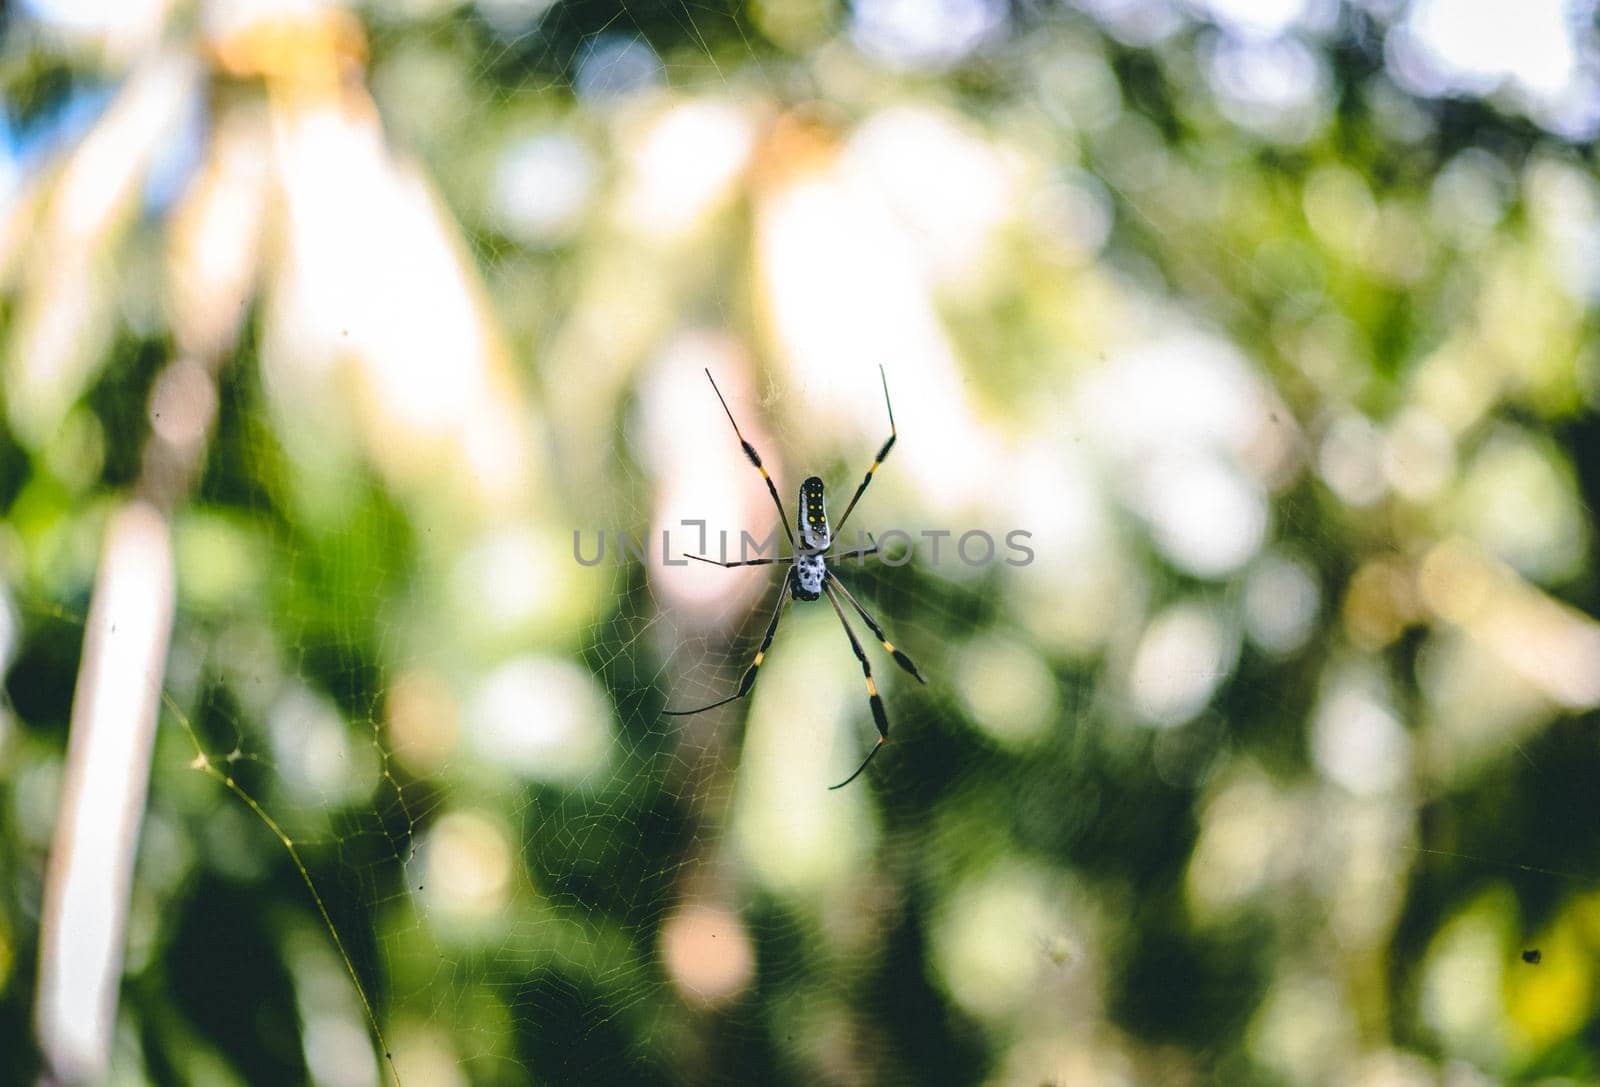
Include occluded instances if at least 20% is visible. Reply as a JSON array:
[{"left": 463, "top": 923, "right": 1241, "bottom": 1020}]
[
  {"left": 824, "top": 584, "right": 890, "bottom": 790},
  {"left": 704, "top": 369, "right": 799, "bottom": 552},
  {"left": 685, "top": 553, "right": 797, "bottom": 569},
  {"left": 826, "top": 573, "right": 927, "bottom": 685},
  {"left": 665, "top": 588, "right": 789, "bottom": 716},
  {"left": 827, "top": 544, "right": 880, "bottom": 564},
  {"left": 828, "top": 532, "right": 880, "bottom": 565},
  {"left": 832, "top": 366, "right": 896, "bottom": 536}
]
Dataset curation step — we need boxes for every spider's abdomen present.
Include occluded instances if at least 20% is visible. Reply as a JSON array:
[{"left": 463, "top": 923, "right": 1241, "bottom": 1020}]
[
  {"left": 792, "top": 553, "right": 826, "bottom": 601},
  {"left": 799, "top": 475, "right": 830, "bottom": 553},
  {"left": 794, "top": 476, "right": 829, "bottom": 600}
]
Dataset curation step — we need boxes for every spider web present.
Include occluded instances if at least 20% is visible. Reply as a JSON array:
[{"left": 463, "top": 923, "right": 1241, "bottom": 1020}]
[
  {"left": 147, "top": 342, "right": 1043, "bottom": 1087},
  {"left": 7, "top": 0, "right": 1600, "bottom": 1085}
]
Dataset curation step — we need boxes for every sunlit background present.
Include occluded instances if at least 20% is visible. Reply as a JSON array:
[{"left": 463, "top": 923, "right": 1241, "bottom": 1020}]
[{"left": 4, "top": 0, "right": 1600, "bottom": 1083}]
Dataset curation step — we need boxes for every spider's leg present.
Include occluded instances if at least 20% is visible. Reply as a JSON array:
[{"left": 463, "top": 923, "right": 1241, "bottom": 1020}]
[
  {"left": 664, "top": 587, "right": 789, "bottom": 716},
  {"left": 828, "top": 533, "right": 880, "bottom": 565},
  {"left": 833, "top": 366, "right": 896, "bottom": 536},
  {"left": 704, "top": 369, "right": 799, "bottom": 551},
  {"left": 823, "top": 584, "right": 890, "bottom": 790},
  {"left": 685, "top": 553, "right": 796, "bottom": 569},
  {"left": 826, "top": 573, "right": 926, "bottom": 685}
]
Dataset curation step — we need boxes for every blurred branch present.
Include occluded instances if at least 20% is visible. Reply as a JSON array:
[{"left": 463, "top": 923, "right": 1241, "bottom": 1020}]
[
  {"left": 33, "top": 4, "right": 422, "bottom": 1080},
  {"left": 33, "top": 500, "right": 174, "bottom": 1085},
  {"left": 31, "top": 46, "right": 249, "bottom": 1084}
]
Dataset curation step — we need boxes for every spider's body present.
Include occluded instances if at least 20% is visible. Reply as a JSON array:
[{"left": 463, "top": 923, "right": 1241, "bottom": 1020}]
[
  {"left": 793, "top": 476, "right": 830, "bottom": 601},
  {"left": 666, "top": 368, "right": 926, "bottom": 790},
  {"left": 792, "top": 552, "right": 827, "bottom": 601}
]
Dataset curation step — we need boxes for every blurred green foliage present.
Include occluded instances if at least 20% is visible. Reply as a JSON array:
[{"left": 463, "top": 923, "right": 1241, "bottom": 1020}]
[{"left": 5, "top": 1, "right": 1600, "bottom": 1085}]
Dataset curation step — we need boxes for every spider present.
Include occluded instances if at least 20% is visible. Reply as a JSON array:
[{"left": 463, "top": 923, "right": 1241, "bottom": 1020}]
[{"left": 665, "top": 366, "right": 927, "bottom": 790}]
